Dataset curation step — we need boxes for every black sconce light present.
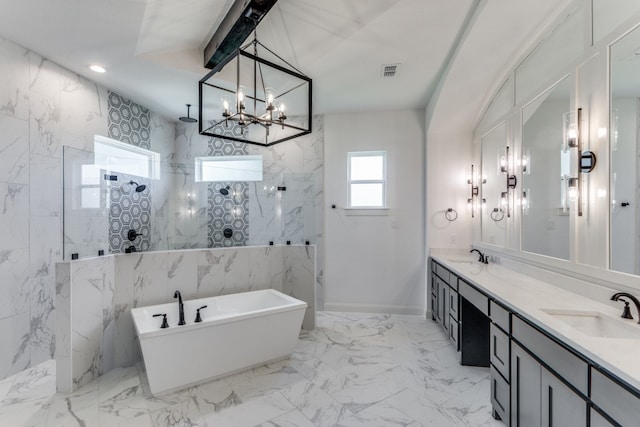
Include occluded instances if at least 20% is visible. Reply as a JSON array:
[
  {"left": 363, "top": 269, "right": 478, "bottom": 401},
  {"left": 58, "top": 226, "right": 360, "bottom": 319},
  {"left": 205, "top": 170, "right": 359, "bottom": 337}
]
[{"left": 563, "top": 108, "right": 597, "bottom": 217}]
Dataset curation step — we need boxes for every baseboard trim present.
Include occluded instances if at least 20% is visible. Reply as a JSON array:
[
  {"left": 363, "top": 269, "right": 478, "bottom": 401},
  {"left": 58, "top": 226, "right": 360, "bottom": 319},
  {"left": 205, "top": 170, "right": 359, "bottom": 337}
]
[{"left": 323, "top": 302, "right": 424, "bottom": 316}]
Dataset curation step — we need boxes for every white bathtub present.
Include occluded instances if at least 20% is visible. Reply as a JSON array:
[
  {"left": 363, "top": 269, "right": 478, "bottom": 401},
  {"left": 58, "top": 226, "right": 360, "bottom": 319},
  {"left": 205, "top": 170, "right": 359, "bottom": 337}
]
[{"left": 131, "top": 289, "right": 307, "bottom": 395}]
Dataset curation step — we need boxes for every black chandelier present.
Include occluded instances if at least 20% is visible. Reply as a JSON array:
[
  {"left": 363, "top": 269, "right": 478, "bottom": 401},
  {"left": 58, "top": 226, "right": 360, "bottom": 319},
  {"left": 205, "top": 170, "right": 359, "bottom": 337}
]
[{"left": 199, "top": 29, "right": 312, "bottom": 147}]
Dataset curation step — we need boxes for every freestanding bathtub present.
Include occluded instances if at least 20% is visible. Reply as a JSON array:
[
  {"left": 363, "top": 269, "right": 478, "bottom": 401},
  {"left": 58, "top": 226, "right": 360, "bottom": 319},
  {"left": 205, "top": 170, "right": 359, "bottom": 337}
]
[{"left": 131, "top": 289, "right": 307, "bottom": 395}]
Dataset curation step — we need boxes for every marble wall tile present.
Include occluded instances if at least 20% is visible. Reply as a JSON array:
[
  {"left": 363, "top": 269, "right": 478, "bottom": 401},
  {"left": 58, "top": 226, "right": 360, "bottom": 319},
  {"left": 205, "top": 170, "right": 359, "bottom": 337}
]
[
  {"left": 60, "top": 71, "right": 106, "bottom": 139},
  {"left": 0, "top": 312, "right": 30, "bottom": 379},
  {"left": 131, "top": 253, "right": 169, "bottom": 307},
  {"left": 102, "top": 257, "right": 116, "bottom": 374},
  {"left": 196, "top": 249, "right": 229, "bottom": 296},
  {"left": 29, "top": 53, "right": 62, "bottom": 100},
  {"left": 70, "top": 257, "right": 111, "bottom": 388},
  {"left": 0, "top": 183, "right": 29, "bottom": 251},
  {"left": 29, "top": 275, "right": 56, "bottom": 365},
  {"left": 0, "top": 248, "right": 30, "bottom": 320},
  {"left": 284, "top": 246, "right": 316, "bottom": 329},
  {"left": 29, "top": 90, "right": 61, "bottom": 158},
  {"left": 30, "top": 216, "right": 62, "bottom": 279},
  {"left": 29, "top": 154, "right": 61, "bottom": 218},
  {"left": 248, "top": 246, "right": 283, "bottom": 291},
  {"left": 55, "top": 262, "right": 71, "bottom": 392},
  {"left": 167, "top": 251, "right": 198, "bottom": 299},
  {"left": 220, "top": 247, "right": 251, "bottom": 294},
  {"left": 0, "top": 37, "right": 29, "bottom": 121},
  {"left": 0, "top": 113, "right": 29, "bottom": 184}
]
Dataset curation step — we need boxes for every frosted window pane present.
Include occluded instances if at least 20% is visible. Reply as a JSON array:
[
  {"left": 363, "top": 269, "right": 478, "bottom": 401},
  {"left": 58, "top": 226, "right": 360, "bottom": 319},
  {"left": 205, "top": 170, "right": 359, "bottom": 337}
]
[
  {"left": 81, "top": 187, "right": 100, "bottom": 209},
  {"left": 350, "top": 156, "right": 383, "bottom": 180},
  {"left": 81, "top": 164, "right": 101, "bottom": 185},
  {"left": 94, "top": 136, "right": 160, "bottom": 179},
  {"left": 196, "top": 155, "right": 263, "bottom": 182},
  {"left": 350, "top": 183, "right": 383, "bottom": 207}
]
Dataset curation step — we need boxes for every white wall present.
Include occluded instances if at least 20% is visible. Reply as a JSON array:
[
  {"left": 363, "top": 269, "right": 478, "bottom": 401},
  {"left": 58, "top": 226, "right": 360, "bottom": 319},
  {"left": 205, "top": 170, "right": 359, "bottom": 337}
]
[{"left": 324, "top": 110, "right": 425, "bottom": 314}]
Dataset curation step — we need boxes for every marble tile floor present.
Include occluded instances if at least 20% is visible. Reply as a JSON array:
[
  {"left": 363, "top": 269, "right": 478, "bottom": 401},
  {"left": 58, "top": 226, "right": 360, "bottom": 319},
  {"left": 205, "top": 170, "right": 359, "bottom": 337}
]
[{"left": 0, "top": 312, "right": 504, "bottom": 426}]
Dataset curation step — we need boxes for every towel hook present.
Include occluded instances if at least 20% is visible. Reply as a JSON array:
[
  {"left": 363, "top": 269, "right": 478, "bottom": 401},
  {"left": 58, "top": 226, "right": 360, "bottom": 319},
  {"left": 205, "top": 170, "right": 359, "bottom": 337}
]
[{"left": 444, "top": 208, "right": 458, "bottom": 222}]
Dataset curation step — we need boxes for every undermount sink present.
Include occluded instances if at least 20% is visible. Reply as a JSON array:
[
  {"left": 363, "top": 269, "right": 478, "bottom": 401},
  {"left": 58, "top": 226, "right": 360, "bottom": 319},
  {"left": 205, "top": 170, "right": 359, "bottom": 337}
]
[
  {"left": 446, "top": 258, "right": 475, "bottom": 264},
  {"left": 541, "top": 308, "right": 640, "bottom": 339}
]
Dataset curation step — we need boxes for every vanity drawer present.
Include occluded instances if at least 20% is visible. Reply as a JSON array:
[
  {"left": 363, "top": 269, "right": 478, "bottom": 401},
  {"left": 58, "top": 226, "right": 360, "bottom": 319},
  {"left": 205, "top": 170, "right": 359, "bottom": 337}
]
[
  {"left": 449, "top": 316, "right": 459, "bottom": 350},
  {"left": 490, "top": 301, "right": 510, "bottom": 333},
  {"left": 490, "top": 323, "right": 510, "bottom": 381},
  {"left": 449, "top": 273, "right": 459, "bottom": 291},
  {"left": 435, "top": 263, "right": 450, "bottom": 285},
  {"left": 449, "top": 288, "right": 459, "bottom": 321},
  {"left": 458, "top": 280, "right": 489, "bottom": 316},
  {"left": 591, "top": 368, "right": 640, "bottom": 427},
  {"left": 490, "top": 365, "right": 510, "bottom": 422},
  {"left": 512, "top": 316, "right": 588, "bottom": 395}
]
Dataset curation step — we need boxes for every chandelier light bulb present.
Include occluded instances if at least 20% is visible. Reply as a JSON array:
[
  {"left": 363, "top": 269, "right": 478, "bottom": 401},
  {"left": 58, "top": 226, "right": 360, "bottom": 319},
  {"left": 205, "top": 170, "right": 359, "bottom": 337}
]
[{"left": 238, "top": 86, "right": 246, "bottom": 109}]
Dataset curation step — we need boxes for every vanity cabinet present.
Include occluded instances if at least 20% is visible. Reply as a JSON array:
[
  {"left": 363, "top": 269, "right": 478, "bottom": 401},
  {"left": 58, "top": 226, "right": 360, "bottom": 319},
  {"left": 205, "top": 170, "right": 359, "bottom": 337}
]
[
  {"left": 431, "top": 257, "right": 640, "bottom": 427},
  {"left": 510, "top": 342, "right": 587, "bottom": 427},
  {"left": 590, "top": 368, "right": 640, "bottom": 427}
]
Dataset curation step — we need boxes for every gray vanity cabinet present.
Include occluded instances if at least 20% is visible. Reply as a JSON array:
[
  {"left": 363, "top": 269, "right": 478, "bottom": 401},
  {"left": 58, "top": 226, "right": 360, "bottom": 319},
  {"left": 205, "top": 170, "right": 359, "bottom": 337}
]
[
  {"left": 589, "top": 409, "right": 615, "bottom": 427},
  {"left": 540, "top": 368, "right": 586, "bottom": 426},
  {"left": 510, "top": 320, "right": 588, "bottom": 427},
  {"left": 590, "top": 368, "right": 640, "bottom": 427},
  {"left": 511, "top": 342, "right": 542, "bottom": 426}
]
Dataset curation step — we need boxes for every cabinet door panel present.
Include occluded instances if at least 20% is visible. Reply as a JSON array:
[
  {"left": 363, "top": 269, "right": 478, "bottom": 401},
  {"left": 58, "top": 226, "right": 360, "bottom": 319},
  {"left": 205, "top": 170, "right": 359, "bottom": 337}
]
[
  {"left": 541, "top": 368, "right": 586, "bottom": 427},
  {"left": 442, "top": 285, "right": 449, "bottom": 331},
  {"left": 511, "top": 343, "right": 541, "bottom": 427},
  {"left": 590, "top": 408, "right": 616, "bottom": 427},
  {"left": 490, "top": 323, "right": 510, "bottom": 381}
]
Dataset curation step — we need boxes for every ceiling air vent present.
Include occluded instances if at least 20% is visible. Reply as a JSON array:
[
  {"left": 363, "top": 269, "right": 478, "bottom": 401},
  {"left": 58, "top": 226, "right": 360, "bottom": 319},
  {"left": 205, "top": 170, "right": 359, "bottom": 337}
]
[{"left": 381, "top": 63, "right": 400, "bottom": 78}]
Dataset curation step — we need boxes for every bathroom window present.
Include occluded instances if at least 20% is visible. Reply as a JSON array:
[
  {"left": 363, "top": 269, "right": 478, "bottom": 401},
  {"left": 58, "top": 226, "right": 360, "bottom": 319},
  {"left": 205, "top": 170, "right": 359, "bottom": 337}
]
[
  {"left": 195, "top": 155, "right": 263, "bottom": 182},
  {"left": 94, "top": 135, "right": 160, "bottom": 180},
  {"left": 348, "top": 151, "right": 387, "bottom": 208}
]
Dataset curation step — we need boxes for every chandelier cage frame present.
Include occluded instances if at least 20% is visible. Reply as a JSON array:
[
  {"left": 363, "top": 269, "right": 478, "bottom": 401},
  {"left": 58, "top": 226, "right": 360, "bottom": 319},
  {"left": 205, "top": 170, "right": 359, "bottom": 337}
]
[{"left": 199, "top": 31, "right": 312, "bottom": 147}]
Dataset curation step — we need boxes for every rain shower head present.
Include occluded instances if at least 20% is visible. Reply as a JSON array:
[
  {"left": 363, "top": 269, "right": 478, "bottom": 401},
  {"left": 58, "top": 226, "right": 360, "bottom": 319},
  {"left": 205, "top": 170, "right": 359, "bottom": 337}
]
[
  {"left": 129, "top": 181, "right": 146, "bottom": 192},
  {"left": 179, "top": 104, "right": 197, "bottom": 123}
]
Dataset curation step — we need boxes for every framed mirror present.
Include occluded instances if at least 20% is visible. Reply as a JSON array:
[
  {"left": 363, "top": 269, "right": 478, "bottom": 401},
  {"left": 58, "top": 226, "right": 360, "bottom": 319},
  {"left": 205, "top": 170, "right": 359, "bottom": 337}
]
[
  {"left": 610, "top": 25, "right": 640, "bottom": 275},
  {"left": 481, "top": 122, "right": 507, "bottom": 246},
  {"left": 521, "top": 77, "right": 571, "bottom": 260}
]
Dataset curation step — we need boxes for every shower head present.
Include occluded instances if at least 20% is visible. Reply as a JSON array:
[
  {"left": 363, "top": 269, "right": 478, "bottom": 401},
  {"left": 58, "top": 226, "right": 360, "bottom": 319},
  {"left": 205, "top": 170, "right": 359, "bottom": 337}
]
[
  {"left": 129, "top": 181, "right": 146, "bottom": 192},
  {"left": 219, "top": 185, "right": 230, "bottom": 196},
  {"left": 179, "top": 104, "right": 197, "bottom": 123}
]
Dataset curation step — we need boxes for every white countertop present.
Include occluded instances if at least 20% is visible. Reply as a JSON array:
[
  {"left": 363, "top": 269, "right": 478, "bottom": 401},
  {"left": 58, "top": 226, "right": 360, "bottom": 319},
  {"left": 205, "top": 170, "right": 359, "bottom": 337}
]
[{"left": 431, "top": 251, "right": 640, "bottom": 391}]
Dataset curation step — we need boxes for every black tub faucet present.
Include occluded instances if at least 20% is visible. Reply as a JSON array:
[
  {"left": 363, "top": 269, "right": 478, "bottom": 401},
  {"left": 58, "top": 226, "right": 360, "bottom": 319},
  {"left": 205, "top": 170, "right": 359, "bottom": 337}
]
[
  {"left": 470, "top": 249, "right": 488, "bottom": 264},
  {"left": 611, "top": 292, "right": 640, "bottom": 323},
  {"left": 174, "top": 290, "right": 186, "bottom": 325}
]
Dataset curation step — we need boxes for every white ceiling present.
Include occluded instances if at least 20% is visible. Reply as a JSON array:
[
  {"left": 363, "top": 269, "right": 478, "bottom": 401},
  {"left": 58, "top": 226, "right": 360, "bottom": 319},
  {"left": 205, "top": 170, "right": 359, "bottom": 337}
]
[{"left": 0, "top": 0, "right": 569, "bottom": 128}]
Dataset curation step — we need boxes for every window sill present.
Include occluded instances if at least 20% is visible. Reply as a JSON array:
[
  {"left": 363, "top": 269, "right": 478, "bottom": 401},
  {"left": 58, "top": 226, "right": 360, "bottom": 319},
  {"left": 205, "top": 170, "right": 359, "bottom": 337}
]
[{"left": 343, "top": 208, "right": 390, "bottom": 216}]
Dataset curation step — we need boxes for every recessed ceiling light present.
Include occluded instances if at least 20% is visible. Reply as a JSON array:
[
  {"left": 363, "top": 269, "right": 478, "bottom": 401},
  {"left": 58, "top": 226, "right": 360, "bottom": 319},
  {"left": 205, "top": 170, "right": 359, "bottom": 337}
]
[{"left": 90, "top": 65, "right": 106, "bottom": 73}]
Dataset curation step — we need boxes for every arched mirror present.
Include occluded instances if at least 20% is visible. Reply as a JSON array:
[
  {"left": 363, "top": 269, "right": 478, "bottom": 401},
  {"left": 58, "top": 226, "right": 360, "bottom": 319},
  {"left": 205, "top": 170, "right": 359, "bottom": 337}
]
[
  {"left": 481, "top": 122, "right": 507, "bottom": 246},
  {"left": 610, "top": 25, "right": 640, "bottom": 275},
  {"left": 521, "top": 77, "right": 571, "bottom": 260}
]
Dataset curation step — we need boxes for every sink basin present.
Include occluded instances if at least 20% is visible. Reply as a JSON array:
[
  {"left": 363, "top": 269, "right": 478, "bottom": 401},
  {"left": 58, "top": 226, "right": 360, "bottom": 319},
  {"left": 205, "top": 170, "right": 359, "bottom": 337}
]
[
  {"left": 446, "top": 258, "right": 475, "bottom": 265},
  {"left": 541, "top": 308, "right": 640, "bottom": 339}
]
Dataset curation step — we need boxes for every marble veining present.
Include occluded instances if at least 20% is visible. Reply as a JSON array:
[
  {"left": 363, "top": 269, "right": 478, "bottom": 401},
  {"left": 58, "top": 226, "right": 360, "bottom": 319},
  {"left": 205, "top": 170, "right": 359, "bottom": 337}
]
[{"left": 3, "top": 312, "right": 503, "bottom": 426}]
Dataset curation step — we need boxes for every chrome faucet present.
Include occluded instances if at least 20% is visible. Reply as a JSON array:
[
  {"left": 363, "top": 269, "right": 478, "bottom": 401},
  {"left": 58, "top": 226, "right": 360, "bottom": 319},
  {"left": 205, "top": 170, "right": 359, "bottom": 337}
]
[
  {"left": 174, "top": 290, "right": 186, "bottom": 325},
  {"left": 610, "top": 292, "right": 640, "bottom": 324},
  {"left": 470, "top": 249, "right": 488, "bottom": 264}
]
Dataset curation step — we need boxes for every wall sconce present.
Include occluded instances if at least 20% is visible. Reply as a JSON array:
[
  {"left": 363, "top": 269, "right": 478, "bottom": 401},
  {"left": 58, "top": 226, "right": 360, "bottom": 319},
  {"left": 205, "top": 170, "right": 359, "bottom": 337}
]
[
  {"left": 562, "top": 108, "right": 596, "bottom": 216},
  {"left": 466, "top": 164, "right": 484, "bottom": 218},
  {"left": 521, "top": 189, "right": 530, "bottom": 215},
  {"left": 497, "top": 147, "right": 517, "bottom": 218}
]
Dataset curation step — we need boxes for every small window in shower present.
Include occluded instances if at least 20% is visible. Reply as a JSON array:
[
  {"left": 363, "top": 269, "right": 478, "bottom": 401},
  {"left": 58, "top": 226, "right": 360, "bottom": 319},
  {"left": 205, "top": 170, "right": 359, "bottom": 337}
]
[
  {"left": 348, "top": 151, "right": 387, "bottom": 208},
  {"left": 94, "top": 135, "right": 160, "bottom": 179},
  {"left": 195, "top": 155, "right": 263, "bottom": 182}
]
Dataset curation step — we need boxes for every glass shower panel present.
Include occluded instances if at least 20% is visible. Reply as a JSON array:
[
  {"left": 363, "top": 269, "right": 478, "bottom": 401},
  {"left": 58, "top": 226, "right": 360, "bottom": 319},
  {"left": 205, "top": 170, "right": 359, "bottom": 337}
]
[{"left": 63, "top": 146, "right": 110, "bottom": 260}]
